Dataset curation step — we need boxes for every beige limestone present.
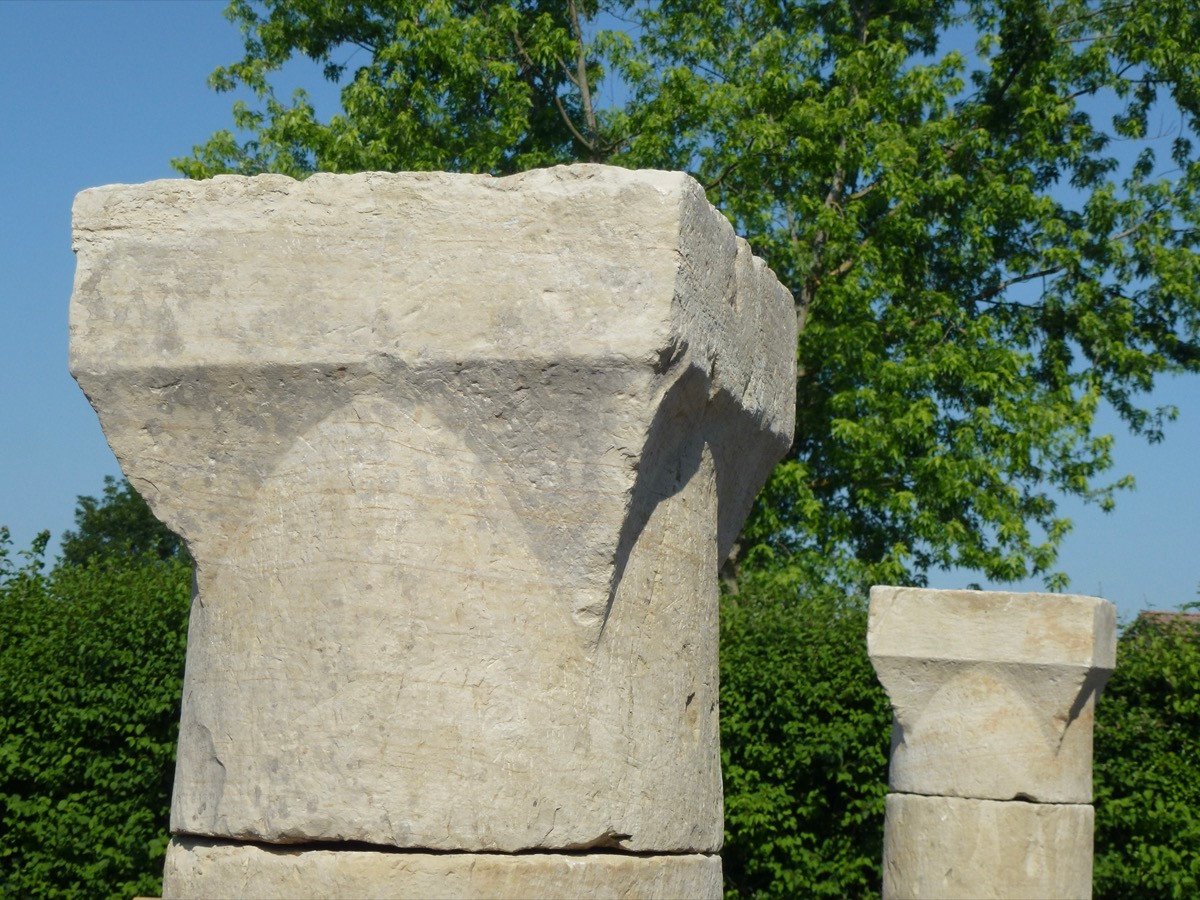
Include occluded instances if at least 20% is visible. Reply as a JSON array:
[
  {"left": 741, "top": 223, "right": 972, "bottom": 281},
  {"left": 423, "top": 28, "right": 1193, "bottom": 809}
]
[
  {"left": 162, "top": 838, "right": 721, "bottom": 900},
  {"left": 882, "top": 793, "right": 1093, "bottom": 900},
  {"left": 868, "top": 586, "right": 1116, "bottom": 803},
  {"left": 69, "top": 166, "right": 796, "bottom": 854}
]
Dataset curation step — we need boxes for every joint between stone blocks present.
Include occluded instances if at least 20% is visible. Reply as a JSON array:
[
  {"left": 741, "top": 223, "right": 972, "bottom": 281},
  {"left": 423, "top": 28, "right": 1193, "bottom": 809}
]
[{"left": 163, "top": 837, "right": 724, "bottom": 900}]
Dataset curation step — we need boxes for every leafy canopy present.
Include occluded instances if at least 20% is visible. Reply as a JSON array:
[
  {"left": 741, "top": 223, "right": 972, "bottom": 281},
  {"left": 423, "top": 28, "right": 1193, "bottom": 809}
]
[
  {"left": 177, "top": 0, "right": 1200, "bottom": 592},
  {"left": 719, "top": 575, "right": 890, "bottom": 897},
  {"left": 59, "top": 475, "right": 190, "bottom": 568},
  {"left": 0, "top": 527, "right": 192, "bottom": 899},
  {"left": 1093, "top": 610, "right": 1200, "bottom": 897}
]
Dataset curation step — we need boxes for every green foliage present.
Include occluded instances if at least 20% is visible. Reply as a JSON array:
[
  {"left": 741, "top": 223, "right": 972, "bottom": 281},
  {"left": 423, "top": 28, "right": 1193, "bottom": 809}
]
[
  {"left": 28, "top": 4, "right": 1195, "bottom": 894},
  {"left": 616, "top": 0, "right": 1200, "bottom": 592},
  {"left": 0, "top": 528, "right": 192, "bottom": 899},
  {"left": 178, "top": 0, "right": 1200, "bottom": 597},
  {"left": 717, "top": 582, "right": 1200, "bottom": 900},
  {"left": 60, "top": 475, "right": 190, "bottom": 568},
  {"left": 1094, "top": 611, "right": 1200, "bottom": 898},
  {"left": 719, "top": 578, "right": 889, "bottom": 898},
  {"left": 173, "top": 0, "right": 594, "bottom": 178}
]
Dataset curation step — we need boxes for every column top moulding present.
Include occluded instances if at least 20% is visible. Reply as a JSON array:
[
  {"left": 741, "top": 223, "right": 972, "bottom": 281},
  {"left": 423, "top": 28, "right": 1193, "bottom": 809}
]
[{"left": 868, "top": 586, "right": 1117, "bottom": 669}]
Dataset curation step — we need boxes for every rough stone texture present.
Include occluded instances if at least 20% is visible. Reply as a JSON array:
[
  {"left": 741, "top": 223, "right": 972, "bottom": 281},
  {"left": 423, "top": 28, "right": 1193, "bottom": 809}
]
[
  {"left": 69, "top": 166, "right": 796, "bottom": 854},
  {"left": 868, "top": 586, "right": 1116, "bottom": 803},
  {"left": 882, "top": 794, "right": 1093, "bottom": 900},
  {"left": 162, "top": 839, "right": 721, "bottom": 900}
]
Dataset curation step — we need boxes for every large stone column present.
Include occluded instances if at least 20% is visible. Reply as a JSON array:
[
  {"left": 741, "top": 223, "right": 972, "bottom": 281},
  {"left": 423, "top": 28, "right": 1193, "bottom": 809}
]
[
  {"left": 69, "top": 166, "right": 797, "bottom": 899},
  {"left": 868, "top": 587, "right": 1117, "bottom": 900}
]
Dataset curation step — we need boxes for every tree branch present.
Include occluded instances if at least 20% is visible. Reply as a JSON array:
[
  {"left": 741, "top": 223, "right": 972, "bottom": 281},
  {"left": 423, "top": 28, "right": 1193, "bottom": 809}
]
[
  {"left": 512, "top": 26, "right": 595, "bottom": 154},
  {"left": 973, "top": 265, "right": 1065, "bottom": 304},
  {"left": 846, "top": 179, "right": 880, "bottom": 203},
  {"left": 795, "top": 0, "right": 870, "bottom": 317},
  {"left": 567, "top": 0, "right": 600, "bottom": 158},
  {"left": 972, "top": 218, "right": 1151, "bottom": 308},
  {"left": 558, "top": 57, "right": 581, "bottom": 89},
  {"left": 704, "top": 156, "right": 742, "bottom": 191},
  {"left": 553, "top": 92, "right": 597, "bottom": 153}
]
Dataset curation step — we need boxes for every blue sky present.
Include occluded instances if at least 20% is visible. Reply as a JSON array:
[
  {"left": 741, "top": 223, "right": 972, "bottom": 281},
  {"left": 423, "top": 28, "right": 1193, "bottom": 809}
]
[{"left": 0, "top": 1, "right": 1196, "bottom": 621}]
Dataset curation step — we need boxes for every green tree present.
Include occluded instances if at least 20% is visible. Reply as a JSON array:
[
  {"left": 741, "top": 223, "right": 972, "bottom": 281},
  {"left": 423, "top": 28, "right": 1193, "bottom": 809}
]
[
  {"left": 178, "top": 0, "right": 1200, "bottom": 595},
  {"left": 1093, "top": 609, "right": 1200, "bottom": 898},
  {"left": 0, "top": 527, "right": 192, "bottom": 898},
  {"left": 719, "top": 577, "right": 889, "bottom": 897},
  {"left": 155, "top": 3, "right": 1200, "bottom": 896},
  {"left": 60, "top": 475, "right": 190, "bottom": 568}
]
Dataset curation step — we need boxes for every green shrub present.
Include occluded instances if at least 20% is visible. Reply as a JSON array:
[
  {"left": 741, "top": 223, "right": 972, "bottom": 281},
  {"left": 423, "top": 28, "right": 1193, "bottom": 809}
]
[
  {"left": 0, "top": 532, "right": 191, "bottom": 899},
  {"left": 719, "top": 584, "right": 890, "bottom": 898},
  {"left": 1094, "top": 611, "right": 1200, "bottom": 898},
  {"left": 719, "top": 587, "right": 1200, "bottom": 899},
  {"left": 5, "top": 478, "right": 1200, "bottom": 900}
]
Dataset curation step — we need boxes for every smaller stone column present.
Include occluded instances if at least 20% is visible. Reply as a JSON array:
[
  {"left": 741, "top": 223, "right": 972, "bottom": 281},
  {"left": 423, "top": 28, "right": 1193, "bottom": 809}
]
[{"left": 868, "top": 587, "right": 1116, "bottom": 900}]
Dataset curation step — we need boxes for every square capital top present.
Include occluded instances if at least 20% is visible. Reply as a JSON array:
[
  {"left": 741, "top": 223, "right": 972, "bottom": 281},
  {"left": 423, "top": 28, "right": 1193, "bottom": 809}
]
[
  {"left": 868, "top": 586, "right": 1117, "bottom": 669},
  {"left": 69, "top": 165, "right": 795, "bottom": 444}
]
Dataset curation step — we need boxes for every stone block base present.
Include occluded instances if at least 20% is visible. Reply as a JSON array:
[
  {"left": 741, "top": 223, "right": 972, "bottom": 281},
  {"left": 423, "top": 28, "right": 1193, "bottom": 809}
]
[
  {"left": 882, "top": 794, "right": 1093, "bottom": 899},
  {"left": 162, "top": 838, "right": 722, "bottom": 900}
]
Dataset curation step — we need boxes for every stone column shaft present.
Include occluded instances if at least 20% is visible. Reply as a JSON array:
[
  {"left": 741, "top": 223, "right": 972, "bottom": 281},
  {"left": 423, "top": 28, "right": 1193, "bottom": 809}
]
[
  {"left": 868, "top": 587, "right": 1116, "bottom": 900},
  {"left": 69, "top": 165, "right": 797, "bottom": 898}
]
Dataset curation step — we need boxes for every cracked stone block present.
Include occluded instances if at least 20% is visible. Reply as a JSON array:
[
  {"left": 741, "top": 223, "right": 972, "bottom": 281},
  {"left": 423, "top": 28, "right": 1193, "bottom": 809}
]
[
  {"left": 69, "top": 165, "right": 796, "bottom": 857},
  {"left": 882, "top": 794, "right": 1093, "bottom": 900},
  {"left": 868, "top": 586, "right": 1116, "bottom": 803},
  {"left": 162, "top": 838, "right": 721, "bottom": 900}
]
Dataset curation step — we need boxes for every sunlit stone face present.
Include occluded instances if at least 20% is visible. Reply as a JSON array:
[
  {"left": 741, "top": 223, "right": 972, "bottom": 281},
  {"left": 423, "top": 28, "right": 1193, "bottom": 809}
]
[{"left": 69, "top": 165, "right": 796, "bottom": 897}]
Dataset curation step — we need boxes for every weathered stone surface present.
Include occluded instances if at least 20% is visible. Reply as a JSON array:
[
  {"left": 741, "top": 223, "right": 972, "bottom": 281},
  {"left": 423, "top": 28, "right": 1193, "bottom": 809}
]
[
  {"left": 881, "top": 793, "right": 1093, "bottom": 900},
  {"left": 162, "top": 838, "right": 722, "bottom": 900},
  {"left": 69, "top": 166, "right": 796, "bottom": 852},
  {"left": 868, "top": 586, "right": 1116, "bottom": 803}
]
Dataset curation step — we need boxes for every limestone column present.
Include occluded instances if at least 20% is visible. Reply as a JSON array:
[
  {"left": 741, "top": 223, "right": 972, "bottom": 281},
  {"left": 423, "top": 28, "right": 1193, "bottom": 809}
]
[
  {"left": 868, "top": 587, "right": 1117, "bottom": 900},
  {"left": 68, "top": 166, "right": 797, "bottom": 899}
]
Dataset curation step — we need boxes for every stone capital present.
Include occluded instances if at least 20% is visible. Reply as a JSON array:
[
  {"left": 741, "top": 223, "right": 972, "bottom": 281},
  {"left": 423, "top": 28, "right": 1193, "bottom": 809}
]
[
  {"left": 868, "top": 586, "right": 1116, "bottom": 804},
  {"left": 69, "top": 165, "right": 796, "bottom": 863}
]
